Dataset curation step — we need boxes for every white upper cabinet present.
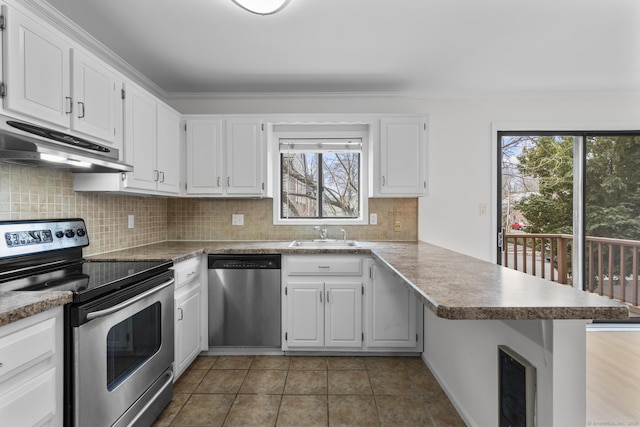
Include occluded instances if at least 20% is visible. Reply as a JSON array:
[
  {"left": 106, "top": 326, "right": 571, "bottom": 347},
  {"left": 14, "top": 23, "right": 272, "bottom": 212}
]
[
  {"left": 225, "top": 118, "right": 263, "bottom": 195},
  {"left": 156, "top": 102, "right": 181, "bottom": 194},
  {"left": 186, "top": 118, "right": 223, "bottom": 195},
  {"left": 71, "top": 49, "right": 123, "bottom": 145},
  {"left": 4, "top": 6, "right": 71, "bottom": 128},
  {"left": 3, "top": 5, "right": 124, "bottom": 148},
  {"left": 124, "top": 83, "right": 157, "bottom": 191},
  {"left": 372, "top": 117, "right": 428, "bottom": 197},
  {"left": 185, "top": 116, "right": 265, "bottom": 197},
  {"left": 123, "top": 83, "right": 181, "bottom": 194}
]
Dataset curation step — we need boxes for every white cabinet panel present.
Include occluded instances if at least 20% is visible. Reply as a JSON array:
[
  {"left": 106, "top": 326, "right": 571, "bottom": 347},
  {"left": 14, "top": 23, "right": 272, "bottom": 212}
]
[
  {"left": 225, "top": 118, "right": 263, "bottom": 195},
  {"left": 325, "top": 281, "right": 362, "bottom": 347},
  {"left": 185, "top": 116, "right": 265, "bottom": 197},
  {"left": 186, "top": 119, "right": 223, "bottom": 194},
  {"left": 156, "top": 103, "right": 181, "bottom": 193},
  {"left": 286, "top": 282, "right": 324, "bottom": 347},
  {"left": 4, "top": 6, "right": 71, "bottom": 127},
  {"left": 374, "top": 117, "right": 427, "bottom": 197},
  {"left": 0, "top": 307, "right": 63, "bottom": 427},
  {"left": 124, "top": 84, "right": 157, "bottom": 191},
  {"left": 71, "top": 49, "right": 123, "bottom": 145}
]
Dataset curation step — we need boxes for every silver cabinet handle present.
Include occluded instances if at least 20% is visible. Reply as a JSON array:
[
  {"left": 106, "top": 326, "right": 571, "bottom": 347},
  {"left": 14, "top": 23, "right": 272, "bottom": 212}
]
[
  {"left": 77, "top": 101, "right": 85, "bottom": 118},
  {"left": 0, "top": 362, "right": 4, "bottom": 368},
  {"left": 227, "top": 177, "right": 231, "bottom": 186},
  {"left": 326, "top": 290, "right": 330, "bottom": 304},
  {"left": 186, "top": 271, "right": 196, "bottom": 278},
  {"left": 178, "top": 307, "right": 184, "bottom": 321},
  {"left": 320, "top": 291, "right": 323, "bottom": 303},
  {"left": 154, "top": 170, "right": 159, "bottom": 182},
  {"left": 86, "top": 278, "right": 174, "bottom": 320},
  {"left": 382, "top": 176, "right": 386, "bottom": 186},
  {"left": 159, "top": 171, "right": 165, "bottom": 183},
  {"left": 65, "top": 97, "right": 73, "bottom": 114},
  {"left": 217, "top": 177, "right": 221, "bottom": 187}
]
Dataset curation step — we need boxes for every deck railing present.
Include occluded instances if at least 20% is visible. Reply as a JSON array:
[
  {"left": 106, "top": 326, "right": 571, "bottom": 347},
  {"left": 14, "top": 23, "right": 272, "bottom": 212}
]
[{"left": 503, "top": 233, "right": 640, "bottom": 309}]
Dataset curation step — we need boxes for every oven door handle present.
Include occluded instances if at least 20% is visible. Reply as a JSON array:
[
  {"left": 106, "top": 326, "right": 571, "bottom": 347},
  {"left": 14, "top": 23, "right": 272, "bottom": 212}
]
[
  {"left": 86, "top": 278, "right": 175, "bottom": 320},
  {"left": 125, "top": 369, "right": 174, "bottom": 427}
]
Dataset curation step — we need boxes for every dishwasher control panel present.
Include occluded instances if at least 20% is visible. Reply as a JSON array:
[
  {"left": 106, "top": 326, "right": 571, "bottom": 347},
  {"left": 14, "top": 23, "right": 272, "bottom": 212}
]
[{"left": 208, "top": 254, "right": 281, "bottom": 269}]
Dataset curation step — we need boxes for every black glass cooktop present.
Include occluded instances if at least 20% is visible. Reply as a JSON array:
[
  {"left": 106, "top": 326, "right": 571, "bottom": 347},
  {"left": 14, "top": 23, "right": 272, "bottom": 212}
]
[{"left": 17, "top": 259, "right": 173, "bottom": 303}]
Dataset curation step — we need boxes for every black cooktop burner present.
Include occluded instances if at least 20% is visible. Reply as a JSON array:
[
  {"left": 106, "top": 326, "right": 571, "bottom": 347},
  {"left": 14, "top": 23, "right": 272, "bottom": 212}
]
[{"left": 18, "top": 259, "right": 173, "bottom": 303}]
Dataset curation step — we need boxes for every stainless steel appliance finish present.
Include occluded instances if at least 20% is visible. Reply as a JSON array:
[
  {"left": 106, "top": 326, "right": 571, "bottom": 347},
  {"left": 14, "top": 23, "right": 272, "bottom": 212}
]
[
  {"left": 0, "top": 114, "right": 133, "bottom": 172},
  {"left": 0, "top": 218, "right": 174, "bottom": 427},
  {"left": 208, "top": 254, "right": 281, "bottom": 348},
  {"left": 71, "top": 271, "right": 174, "bottom": 427}
]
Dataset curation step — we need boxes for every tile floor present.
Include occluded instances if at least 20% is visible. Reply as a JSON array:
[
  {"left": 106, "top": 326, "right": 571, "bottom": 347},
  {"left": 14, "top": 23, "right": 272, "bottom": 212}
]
[{"left": 152, "top": 355, "right": 466, "bottom": 427}]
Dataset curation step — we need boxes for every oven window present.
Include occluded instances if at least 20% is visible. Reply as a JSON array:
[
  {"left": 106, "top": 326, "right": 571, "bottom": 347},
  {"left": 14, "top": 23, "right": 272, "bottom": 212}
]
[{"left": 106, "top": 302, "right": 161, "bottom": 391}]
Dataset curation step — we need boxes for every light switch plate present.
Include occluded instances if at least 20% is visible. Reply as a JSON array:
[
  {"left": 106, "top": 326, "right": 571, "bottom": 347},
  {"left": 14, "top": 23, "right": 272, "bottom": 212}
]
[
  {"left": 370, "top": 213, "right": 377, "bottom": 225},
  {"left": 128, "top": 215, "right": 134, "bottom": 229},
  {"left": 232, "top": 214, "right": 244, "bottom": 226}
]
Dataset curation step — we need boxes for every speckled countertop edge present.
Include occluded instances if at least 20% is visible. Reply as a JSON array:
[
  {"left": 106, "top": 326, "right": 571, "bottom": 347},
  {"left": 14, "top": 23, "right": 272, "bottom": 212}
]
[
  {"left": 2, "top": 239, "right": 629, "bottom": 326},
  {"left": 0, "top": 291, "right": 72, "bottom": 327},
  {"left": 87, "top": 240, "right": 630, "bottom": 321}
]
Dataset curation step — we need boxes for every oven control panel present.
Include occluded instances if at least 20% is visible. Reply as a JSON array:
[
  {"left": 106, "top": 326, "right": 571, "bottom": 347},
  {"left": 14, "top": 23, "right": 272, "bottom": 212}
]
[{"left": 0, "top": 218, "right": 89, "bottom": 257}]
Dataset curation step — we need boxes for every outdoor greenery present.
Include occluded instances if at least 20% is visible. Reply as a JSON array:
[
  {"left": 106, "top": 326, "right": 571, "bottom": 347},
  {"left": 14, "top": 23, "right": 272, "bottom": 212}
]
[{"left": 511, "top": 135, "right": 640, "bottom": 240}]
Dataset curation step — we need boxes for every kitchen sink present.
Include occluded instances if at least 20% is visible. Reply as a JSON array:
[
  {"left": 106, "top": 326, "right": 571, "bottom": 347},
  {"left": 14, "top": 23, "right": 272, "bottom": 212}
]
[{"left": 289, "top": 239, "right": 361, "bottom": 248}]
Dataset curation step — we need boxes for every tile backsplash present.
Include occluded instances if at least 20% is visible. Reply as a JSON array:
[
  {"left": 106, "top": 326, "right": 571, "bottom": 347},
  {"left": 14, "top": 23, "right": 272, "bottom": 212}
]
[
  {"left": 166, "top": 197, "right": 417, "bottom": 242},
  {"left": 1, "top": 164, "right": 417, "bottom": 255}
]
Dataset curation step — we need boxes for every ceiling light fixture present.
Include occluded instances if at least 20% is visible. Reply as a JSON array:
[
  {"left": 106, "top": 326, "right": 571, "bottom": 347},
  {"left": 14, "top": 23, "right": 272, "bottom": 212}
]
[{"left": 231, "top": 0, "right": 290, "bottom": 15}]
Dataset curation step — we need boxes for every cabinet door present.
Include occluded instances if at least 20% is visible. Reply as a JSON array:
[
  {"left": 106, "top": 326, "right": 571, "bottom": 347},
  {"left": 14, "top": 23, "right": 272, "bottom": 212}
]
[
  {"left": 156, "top": 104, "right": 181, "bottom": 194},
  {"left": 71, "top": 49, "right": 122, "bottom": 146},
  {"left": 4, "top": 7, "right": 71, "bottom": 127},
  {"left": 286, "top": 282, "right": 324, "bottom": 347},
  {"left": 225, "top": 118, "right": 264, "bottom": 195},
  {"left": 175, "top": 282, "right": 201, "bottom": 379},
  {"left": 325, "top": 281, "right": 362, "bottom": 348},
  {"left": 123, "top": 84, "right": 157, "bottom": 191},
  {"left": 367, "top": 263, "right": 417, "bottom": 348},
  {"left": 378, "top": 117, "right": 427, "bottom": 196},
  {"left": 186, "top": 119, "right": 223, "bottom": 194}
]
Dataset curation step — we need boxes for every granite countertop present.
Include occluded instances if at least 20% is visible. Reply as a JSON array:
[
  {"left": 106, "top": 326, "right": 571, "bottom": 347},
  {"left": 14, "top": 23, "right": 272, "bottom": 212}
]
[
  {"left": 87, "top": 240, "right": 630, "bottom": 321},
  {"left": 0, "top": 291, "right": 72, "bottom": 327}
]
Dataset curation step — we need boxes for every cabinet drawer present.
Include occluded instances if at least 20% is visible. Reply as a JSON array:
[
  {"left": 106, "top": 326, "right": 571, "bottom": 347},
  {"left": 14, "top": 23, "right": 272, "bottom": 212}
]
[
  {"left": 173, "top": 257, "right": 201, "bottom": 289},
  {"left": 287, "top": 256, "right": 362, "bottom": 276},
  {"left": 0, "top": 317, "right": 56, "bottom": 383},
  {"left": 0, "top": 367, "right": 56, "bottom": 426}
]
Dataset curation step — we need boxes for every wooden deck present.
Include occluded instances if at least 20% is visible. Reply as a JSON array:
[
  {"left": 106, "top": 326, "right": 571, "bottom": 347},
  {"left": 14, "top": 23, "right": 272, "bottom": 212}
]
[{"left": 586, "top": 327, "right": 640, "bottom": 425}]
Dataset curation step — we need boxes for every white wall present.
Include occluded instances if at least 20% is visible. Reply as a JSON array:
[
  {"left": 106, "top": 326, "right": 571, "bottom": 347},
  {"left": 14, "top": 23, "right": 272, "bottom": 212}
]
[
  {"left": 422, "top": 308, "right": 589, "bottom": 427},
  {"left": 168, "top": 92, "right": 640, "bottom": 261}
]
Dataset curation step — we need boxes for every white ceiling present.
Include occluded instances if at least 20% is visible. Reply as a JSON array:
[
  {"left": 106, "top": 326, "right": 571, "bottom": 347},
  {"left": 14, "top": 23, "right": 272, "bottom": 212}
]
[{"left": 43, "top": 0, "right": 640, "bottom": 96}]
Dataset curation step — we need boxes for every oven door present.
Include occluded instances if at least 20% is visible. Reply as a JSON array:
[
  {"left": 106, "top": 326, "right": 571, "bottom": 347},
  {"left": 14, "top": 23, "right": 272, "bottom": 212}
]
[{"left": 72, "top": 272, "right": 174, "bottom": 427}]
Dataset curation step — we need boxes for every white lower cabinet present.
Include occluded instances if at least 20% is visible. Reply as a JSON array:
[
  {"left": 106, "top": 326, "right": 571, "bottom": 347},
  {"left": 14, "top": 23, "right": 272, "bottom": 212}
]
[
  {"left": 173, "top": 257, "right": 205, "bottom": 379},
  {"left": 285, "top": 280, "right": 363, "bottom": 349},
  {"left": 365, "top": 259, "right": 423, "bottom": 350},
  {"left": 282, "top": 255, "right": 422, "bottom": 353},
  {"left": 0, "top": 306, "right": 63, "bottom": 427}
]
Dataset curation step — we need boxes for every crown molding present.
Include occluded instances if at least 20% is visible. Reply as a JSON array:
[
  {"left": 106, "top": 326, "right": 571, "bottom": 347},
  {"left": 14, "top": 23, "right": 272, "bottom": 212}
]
[{"left": 17, "top": 0, "right": 168, "bottom": 100}]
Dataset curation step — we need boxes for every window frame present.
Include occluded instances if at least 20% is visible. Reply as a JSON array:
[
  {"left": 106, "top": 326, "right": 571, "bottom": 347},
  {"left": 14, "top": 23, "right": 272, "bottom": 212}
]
[{"left": 272, "top": 126, "right": 370, "bottom": 226}]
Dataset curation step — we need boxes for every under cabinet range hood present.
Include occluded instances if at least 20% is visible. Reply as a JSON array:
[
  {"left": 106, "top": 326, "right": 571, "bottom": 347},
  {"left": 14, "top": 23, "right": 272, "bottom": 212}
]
[{"left": 0, "top": 115, "right": 133, "bottom": 173}]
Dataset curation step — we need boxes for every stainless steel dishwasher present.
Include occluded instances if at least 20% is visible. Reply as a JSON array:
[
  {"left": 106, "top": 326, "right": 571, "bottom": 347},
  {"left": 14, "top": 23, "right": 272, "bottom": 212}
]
[{"left": 208, "top": 254, "right": 281, "bottom": 348}]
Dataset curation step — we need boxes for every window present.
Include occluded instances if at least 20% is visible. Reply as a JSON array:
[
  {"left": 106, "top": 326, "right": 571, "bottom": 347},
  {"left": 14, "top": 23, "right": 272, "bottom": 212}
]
[
  {"left": 498, "top": 131, "right": 640, "bottom": 308},
  {"left": 274, "top": 132, "right": 368, "bottom": 225}
]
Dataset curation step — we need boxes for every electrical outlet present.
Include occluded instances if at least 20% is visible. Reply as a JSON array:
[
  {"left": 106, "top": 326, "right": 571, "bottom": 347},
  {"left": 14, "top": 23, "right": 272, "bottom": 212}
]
[
  {"left": 394, "top": 220, "right": 402, "bottom": 232},
  {"left": 479, "top": 203, "right": 488, "bottom": 216},
  {"left": 370, "top": 213, "right": 378, "bottom": 225},
  {"left": 232, "top": 214, "right": 244, "bottom": 226},
  {"left": 128, "top": 215, "right": 134, "bottom": 229}
]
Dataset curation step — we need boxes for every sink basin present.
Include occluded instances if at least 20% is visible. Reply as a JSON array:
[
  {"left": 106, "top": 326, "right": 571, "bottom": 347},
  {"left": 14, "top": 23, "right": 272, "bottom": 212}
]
[{"left": 289, "top": 239, "right": 361, "bottom": 248}]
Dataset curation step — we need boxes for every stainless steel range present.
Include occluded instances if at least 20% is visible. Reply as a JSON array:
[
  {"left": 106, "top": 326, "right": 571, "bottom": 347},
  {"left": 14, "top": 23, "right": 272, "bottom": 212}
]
[{"left": 0, "top": 218, "right": 174, "bottom": 427}]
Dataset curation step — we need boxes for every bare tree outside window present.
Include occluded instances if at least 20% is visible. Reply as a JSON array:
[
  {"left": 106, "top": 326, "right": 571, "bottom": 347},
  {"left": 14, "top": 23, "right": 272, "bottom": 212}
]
[{"left": 281, "top": 152, "right": 360, "bottom": 219}]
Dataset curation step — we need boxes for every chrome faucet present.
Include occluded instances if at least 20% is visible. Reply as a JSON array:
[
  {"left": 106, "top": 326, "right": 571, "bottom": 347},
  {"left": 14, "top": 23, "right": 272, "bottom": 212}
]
[
  {"left": 314, "top": 224, "right": 328, "bottom": 240},
  {"left": 340, "top": 229, "right": 347, "bottom": 242}
]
